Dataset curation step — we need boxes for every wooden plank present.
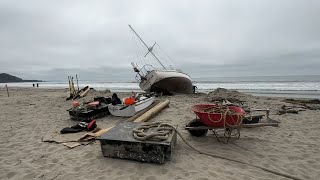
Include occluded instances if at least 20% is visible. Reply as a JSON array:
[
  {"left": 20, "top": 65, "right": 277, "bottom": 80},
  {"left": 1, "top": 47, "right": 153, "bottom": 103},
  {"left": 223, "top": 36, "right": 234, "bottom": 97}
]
[
  {"left": 127, "top": 100, "right": 160, "bottom": 122},
  {"left": 79, "top": 126, "right": 115, "bottom": 141},
  {"left": 133, "top": 100, "right": 170, "bottom": 122},
  {"left": 242, "top": 123, "right": 279, "bottom": 128},
  {"left": 62, "top": 142, "right": 82, "bottom": 149}
]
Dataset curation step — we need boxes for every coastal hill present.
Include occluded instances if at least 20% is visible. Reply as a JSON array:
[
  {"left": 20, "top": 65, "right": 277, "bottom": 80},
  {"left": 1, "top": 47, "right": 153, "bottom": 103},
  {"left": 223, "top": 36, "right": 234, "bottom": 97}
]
[{"left": 0, "top": 73, "right": 42, "bottom": 83}]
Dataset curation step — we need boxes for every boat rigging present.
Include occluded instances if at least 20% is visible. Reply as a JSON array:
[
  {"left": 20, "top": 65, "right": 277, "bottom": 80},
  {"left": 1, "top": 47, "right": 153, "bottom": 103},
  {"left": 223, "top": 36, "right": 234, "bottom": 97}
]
[{"left": 129, "top": 24, "right": 166, "bottom": 70}]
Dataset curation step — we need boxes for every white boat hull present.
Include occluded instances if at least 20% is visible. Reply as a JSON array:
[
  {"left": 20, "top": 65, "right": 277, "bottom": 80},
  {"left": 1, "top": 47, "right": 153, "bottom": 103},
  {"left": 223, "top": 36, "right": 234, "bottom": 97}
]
[
  {"left": 139, "top": 70, "right": 193, "bottom": 94},
  {"left": 108, "top": 96, "right": 155, "bottom": 117}
]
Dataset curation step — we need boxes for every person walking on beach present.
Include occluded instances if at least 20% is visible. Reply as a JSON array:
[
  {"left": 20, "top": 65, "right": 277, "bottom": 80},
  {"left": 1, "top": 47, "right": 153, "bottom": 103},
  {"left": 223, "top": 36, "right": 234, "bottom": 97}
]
[
  {"left": 32, "top": 83, "right": 35, "bottom": 87},
  {"left": 36, "top": 83, "right": 39, "bottom": 88},
  {"left": 193, "top": 85, "right": 198, "bottom": 94}
]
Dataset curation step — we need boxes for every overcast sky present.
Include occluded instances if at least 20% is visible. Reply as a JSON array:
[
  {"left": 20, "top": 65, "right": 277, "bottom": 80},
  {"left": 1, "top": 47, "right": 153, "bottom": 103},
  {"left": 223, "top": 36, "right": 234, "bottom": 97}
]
[{"left": 1, "top": 0, "right": 320, "bottom": 81}]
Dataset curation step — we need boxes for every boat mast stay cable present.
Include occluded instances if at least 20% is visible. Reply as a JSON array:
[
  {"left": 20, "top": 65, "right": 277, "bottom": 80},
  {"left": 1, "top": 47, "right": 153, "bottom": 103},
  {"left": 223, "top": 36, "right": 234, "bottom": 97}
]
[{"left": 129, "top": 24, "right": 166, "bottom": 70}]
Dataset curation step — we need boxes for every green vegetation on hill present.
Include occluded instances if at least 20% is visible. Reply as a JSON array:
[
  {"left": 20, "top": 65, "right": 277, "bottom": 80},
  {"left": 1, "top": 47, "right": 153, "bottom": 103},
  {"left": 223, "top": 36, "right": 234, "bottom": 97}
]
[{"left": 0, "top": 73, "right": 42, "bottom": 83}]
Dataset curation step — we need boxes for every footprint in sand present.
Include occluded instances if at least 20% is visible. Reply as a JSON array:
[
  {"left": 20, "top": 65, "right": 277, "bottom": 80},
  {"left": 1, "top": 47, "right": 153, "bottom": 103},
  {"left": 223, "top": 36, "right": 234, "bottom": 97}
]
[
  {"left": 128, "top": 176, "right": 140, "bottom": 180},
  {"left": 47, "top": 146, "right": 57, "bottom": 152},
  {"left": 21, "top": 172, "right": 37, "bottom": 179},
  {"left": 51, "top": 158, "right": 59, "bottom": 163},
  {"left": 116, "top": 170, "right": 124, "bottom": 176},
  {"left": 208, "top": 171, "right": 217, "bottom": 177},
  {"left": 302, "top": 153, "right": 310, "bottom": 158},
  {"left": 262, "top": 163, "right": 270, "bottom": 168},
  {"left": 195, "top": 178, "right": 209, "bottom": 180},
  {"left": 73, "top": 166, "right": 82, "bottom": 172},
  {"left": 288, "top": 155, "right": 301, "bottom": 161},
  {"left": 144, "top": 176, "right": 157, "bottom": 180},
  {"left": 6, "top": 172, "right": 17, "bottom": 179},
  {"left": 84, "top": 152, "right": 95, "bottom": 159},
  {"left": 158, "top": 168, "right": 168, "bottom": 175}
]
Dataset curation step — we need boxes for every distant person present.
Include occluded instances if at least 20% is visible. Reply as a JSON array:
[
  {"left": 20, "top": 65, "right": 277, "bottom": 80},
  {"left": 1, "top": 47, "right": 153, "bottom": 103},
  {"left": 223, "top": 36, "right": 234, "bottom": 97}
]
[
  {"left": 193, "top": 85, "right": 198, "bottom": 94},
  {"left": 32, "top": 83, "right": 35, "bottom": 87},
  {"left": 36, "top": 83, "right": 39, "bottom": 88}
]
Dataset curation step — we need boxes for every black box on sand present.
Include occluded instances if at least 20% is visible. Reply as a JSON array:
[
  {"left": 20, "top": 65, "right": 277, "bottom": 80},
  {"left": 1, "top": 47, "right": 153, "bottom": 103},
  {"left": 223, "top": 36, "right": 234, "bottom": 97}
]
[{"left": 97, "top": 122, "right": 177, "bottom": 164}]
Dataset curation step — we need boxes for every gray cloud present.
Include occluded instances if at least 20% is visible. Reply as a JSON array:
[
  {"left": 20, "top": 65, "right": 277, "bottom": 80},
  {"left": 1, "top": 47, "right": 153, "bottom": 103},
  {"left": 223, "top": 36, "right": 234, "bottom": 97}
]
[{"left": 1, "top": 0, "right": 320, "bottom": 81}]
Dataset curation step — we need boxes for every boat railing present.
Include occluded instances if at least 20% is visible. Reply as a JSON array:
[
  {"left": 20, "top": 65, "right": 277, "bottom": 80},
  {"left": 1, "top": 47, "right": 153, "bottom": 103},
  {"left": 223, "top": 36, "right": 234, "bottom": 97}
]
[
  {"left": 135, "top": 64, "right": 156, "bottom": 82},
  {"left": 176, "top": 68, "right": 183, "bottom": 73}
]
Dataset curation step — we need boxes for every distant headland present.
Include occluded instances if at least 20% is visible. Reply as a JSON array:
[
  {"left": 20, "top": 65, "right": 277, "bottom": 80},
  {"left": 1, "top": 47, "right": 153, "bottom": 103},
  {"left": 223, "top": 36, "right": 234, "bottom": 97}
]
[{"left": 0, "top": 73, "right": 43, "bottom": 83}]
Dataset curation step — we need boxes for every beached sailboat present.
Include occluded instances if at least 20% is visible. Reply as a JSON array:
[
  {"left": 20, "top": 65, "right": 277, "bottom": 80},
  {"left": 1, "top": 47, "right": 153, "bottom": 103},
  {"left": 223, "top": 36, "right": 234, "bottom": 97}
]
[{"left": 129, "top": 25, "right": 193, "bottom": 94}]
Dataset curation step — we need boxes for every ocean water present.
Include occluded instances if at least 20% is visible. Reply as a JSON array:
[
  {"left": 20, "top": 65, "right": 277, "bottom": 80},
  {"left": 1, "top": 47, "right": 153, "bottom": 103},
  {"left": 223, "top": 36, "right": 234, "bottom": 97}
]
[{"left": 1, "top": 75, "right": 320, "bottom": 99}]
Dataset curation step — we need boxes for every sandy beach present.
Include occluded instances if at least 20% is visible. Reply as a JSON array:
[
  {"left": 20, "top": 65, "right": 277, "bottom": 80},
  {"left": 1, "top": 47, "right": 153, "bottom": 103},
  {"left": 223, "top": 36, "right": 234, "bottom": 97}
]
[{"left": 0, "top": 87, "right": 319, "bottom": 180}]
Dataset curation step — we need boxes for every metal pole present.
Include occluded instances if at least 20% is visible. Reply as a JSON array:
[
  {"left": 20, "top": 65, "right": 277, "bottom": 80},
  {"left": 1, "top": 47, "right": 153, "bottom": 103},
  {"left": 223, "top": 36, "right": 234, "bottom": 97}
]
[
  {"left": 128, "top": 25, "right": 166, "bottom": 69},
  {"left": 5, "top": 84, "right": 9, "bottom": 97},
  {"left": 67, "top": 76, "right": 71, "bottom": 98},
  {"left": 76, "top": 74, "right": 79, "bottom": 91}
]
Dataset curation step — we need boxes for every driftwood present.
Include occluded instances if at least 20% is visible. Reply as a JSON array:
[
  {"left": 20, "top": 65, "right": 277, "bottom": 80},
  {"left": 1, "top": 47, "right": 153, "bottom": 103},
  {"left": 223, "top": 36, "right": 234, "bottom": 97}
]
[
  {"left": 284, "top": 98, "right": 320, "bottom": 104},
  {"left": 283, "top": 98, "right": 320, "bottom": 110},
  {"left": 278, "top": 105, "right": 307, "bottom": 115}
]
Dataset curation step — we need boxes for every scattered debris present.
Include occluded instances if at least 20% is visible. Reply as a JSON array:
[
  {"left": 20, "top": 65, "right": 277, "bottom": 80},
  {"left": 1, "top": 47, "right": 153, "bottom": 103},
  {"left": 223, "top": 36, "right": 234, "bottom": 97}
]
[
  {"left": 104, "top": 89, "right": 111, "bottom": 93},
  {"left": 79, "top": 88, "right": 111, "bottom": 103},
  {"left": 278, "top": 105, "right": 307, "bottom": 115},
  {"left": 283, "top": 98, "right": 320, "bottom": 110},
  {"left": 67, "top": 97, "right": 111, "bottom": 121},
  {"left": 206, "top": 88, "right": 251, "bottom": 112},
  {"left": 43, "top": 126, "right": 114, "bottom": 149}
]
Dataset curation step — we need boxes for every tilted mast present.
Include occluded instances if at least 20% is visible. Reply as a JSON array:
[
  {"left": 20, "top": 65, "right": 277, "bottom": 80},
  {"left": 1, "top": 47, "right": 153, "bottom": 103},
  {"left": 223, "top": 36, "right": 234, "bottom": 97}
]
[{"left": 129, "top": 25, "right": 166, "bottom": 70}]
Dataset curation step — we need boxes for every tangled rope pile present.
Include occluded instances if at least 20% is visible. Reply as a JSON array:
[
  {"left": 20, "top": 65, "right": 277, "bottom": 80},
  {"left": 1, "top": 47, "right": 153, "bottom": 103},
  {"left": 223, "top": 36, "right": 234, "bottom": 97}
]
[
  {"left": 132, "top": 122, "right": 302, "bottom": 180},
  {"left": 205, "top": 105, "right": 244, "bottom": 128}
]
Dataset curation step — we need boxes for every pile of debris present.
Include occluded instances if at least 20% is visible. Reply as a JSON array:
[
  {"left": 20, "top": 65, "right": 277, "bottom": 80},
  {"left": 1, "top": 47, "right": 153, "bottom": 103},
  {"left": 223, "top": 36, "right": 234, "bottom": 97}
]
[
  {"left": 206, "top": 88, "right": 250, "bottom": 103},
  {"left": 68, "top": 96, "right": 112, "bottom": 121},
  {"left": 80, "top": 88, "right": 112, "bottom": 103}
]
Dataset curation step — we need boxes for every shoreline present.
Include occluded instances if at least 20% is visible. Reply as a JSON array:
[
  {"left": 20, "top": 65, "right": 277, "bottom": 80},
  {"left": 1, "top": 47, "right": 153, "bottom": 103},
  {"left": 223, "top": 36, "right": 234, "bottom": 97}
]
[{"left": 2, "top": 86, "right": 320, "bottom": 99}]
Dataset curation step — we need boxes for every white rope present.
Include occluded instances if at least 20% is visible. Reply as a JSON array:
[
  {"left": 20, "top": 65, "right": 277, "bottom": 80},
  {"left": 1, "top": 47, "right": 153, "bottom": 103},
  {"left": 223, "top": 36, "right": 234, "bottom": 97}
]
[
  {"left": 205, "top": 106, "right": 243, "bottom": 129},
  {"left": 132, "top": 122, "right": 302, "bottom": 180}
]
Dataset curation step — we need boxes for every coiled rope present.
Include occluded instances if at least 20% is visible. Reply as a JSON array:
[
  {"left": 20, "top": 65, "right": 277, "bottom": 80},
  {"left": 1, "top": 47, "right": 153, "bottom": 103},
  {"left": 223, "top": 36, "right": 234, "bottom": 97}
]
[
  {"left": 205, "top": 105, "right": 243, "bottom": 129},
  {"left": 133, "top": 123, "right": 173, "bottom": 141},
  {"left": 132, "top": 122, "right": 302, "bottom": 180}
]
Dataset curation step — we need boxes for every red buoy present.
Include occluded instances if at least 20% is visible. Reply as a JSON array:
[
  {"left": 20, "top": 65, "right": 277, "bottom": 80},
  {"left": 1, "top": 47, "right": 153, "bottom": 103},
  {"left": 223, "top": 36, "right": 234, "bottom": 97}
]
[{"left": 73, "top": 101, "right": 80, "bottom": 107}]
